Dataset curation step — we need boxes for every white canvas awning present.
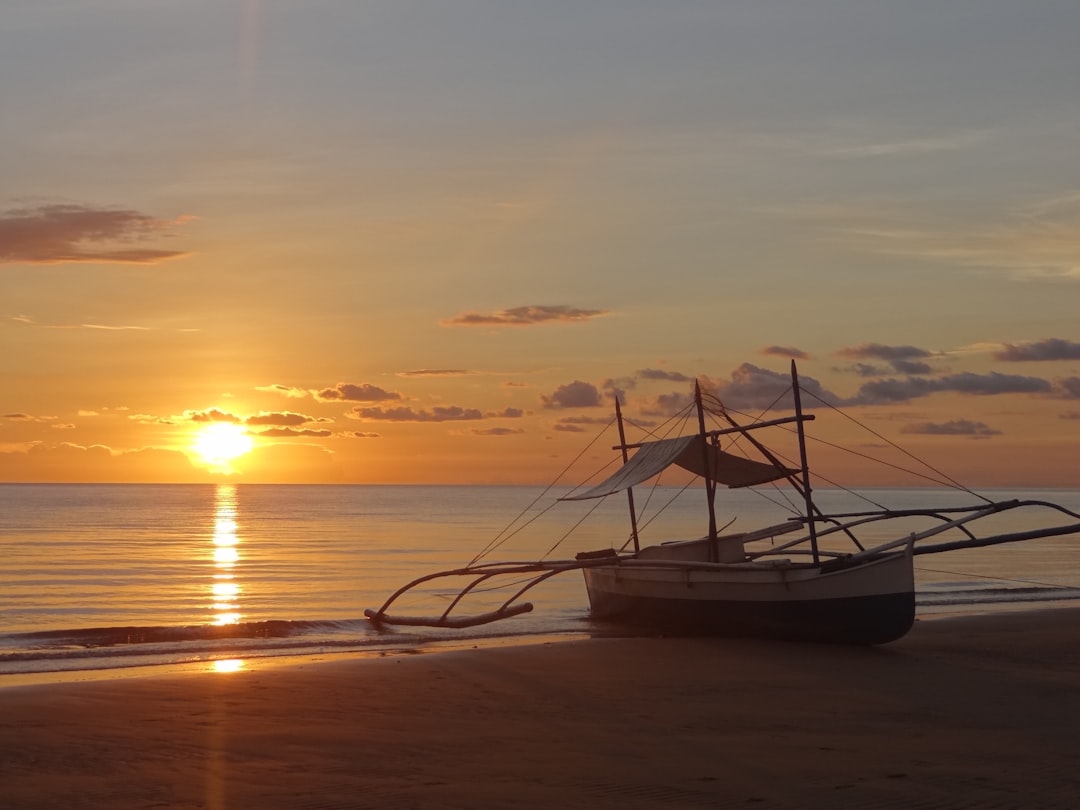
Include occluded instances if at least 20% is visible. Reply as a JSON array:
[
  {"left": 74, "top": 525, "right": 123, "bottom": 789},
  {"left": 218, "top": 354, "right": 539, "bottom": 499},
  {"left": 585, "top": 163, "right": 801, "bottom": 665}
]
[{"left": 560, "top": 435, "right": 792, "bottom": 501}]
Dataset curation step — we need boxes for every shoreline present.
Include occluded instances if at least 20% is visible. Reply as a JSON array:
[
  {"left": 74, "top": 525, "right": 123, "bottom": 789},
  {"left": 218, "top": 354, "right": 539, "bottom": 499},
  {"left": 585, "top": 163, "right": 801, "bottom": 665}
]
[
  {"left": 4, "top": 602, "right": 1078, "bottom": 690},
  {"left": 4, "top": 604, "right": 1075, "bottom": 691},
  {"left": 4, "top": 607, "right": 1080, "bottom": 808}
]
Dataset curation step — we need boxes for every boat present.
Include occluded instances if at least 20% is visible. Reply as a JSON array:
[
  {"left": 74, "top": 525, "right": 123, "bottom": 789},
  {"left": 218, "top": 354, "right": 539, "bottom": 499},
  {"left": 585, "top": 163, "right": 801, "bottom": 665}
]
[{"left": 365, "top": 362, "right": 1080, "bottom": 644}]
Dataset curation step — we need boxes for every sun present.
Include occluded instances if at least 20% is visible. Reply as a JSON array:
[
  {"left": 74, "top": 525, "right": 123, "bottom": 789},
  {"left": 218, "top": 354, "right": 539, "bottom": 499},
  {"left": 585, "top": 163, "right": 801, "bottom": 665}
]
[{"left": 193, "top": 423, "right": 254, "bottom": 468}]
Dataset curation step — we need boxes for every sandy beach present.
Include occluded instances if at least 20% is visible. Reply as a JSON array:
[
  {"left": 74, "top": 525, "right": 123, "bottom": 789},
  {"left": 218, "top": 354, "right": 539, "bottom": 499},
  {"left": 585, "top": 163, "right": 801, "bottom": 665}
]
[{"left": 3, "top": 610, "right": 1080, "bottom": 809}]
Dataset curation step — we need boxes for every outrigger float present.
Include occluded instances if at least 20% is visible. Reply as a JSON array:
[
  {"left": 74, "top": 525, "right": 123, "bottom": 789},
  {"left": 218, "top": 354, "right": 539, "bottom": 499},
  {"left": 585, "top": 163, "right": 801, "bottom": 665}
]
[{"left": 365, "top": 363, "right": 1080, "bottom": 644}]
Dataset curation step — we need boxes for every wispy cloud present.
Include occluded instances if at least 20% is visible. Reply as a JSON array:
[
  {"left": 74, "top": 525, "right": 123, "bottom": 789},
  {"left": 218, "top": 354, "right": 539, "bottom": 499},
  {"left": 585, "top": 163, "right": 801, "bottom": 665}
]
[
  {"left": 465, "top": 427, "right": 525, "bottom": 436},
  {"left": 255, "top": 384, "right": 309, "bottom": 399},
  {"left": 252, "top": 427, "right": 333, "bottom": 438},
  {"left": 12, "top": 315, "right": 152, "bottom": 331},
  {"left": 899, "top": 419, "right": 1001, "bottom": 437},
  {"left": 397, "top": 369, "right": 475, "bottom": 377},
  {"left": 823, "top": 130, "right": 989, "bottom": 158},
  {"left": 760, "top": 346, "right": 811, "bottom": 361},
  {"left": 994, "top": 338, "right": 1080, "bottom": 362},
  {"left": 1055, "top": 377, "right": 1080, "bottom": 399},
  {"left": 0, "top": 203, "right": 193, "bottom": 265},
  {"left": 637, "top": 368, "right": 692, "bottom": 382},
  {"left": 351, "top": 405, "right": 484, "bottom": 422},
  {"left": 766, "top": 192, "right": 1080, "bottom": 281},
  {"left": 836, "top": 343, "right": 934, "bottom": 362},
  {"left": 442, "top": 305, "right": 610, "bottom": 327},
  {"left": 850, "top": 372, "right": 1052, "bottom": 405}
]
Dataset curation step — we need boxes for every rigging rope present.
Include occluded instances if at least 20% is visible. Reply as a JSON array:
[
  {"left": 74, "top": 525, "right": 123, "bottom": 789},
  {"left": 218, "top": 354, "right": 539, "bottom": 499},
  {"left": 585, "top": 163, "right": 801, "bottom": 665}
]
[
  {"left": 467, "top": 416, "right": 617, "bottom": 566},
  {"left": 915, "top": 564, "right": 1074, "bottom": 591},
  {"left": 802, "top": 389, "right": 991, "bottom": 503}
]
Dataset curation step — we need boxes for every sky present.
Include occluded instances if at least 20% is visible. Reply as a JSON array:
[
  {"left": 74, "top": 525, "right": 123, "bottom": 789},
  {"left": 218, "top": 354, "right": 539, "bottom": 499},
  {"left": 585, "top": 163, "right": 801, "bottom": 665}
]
[{"left": 2, "top": 1, "right": 1079, "bottom": 487}]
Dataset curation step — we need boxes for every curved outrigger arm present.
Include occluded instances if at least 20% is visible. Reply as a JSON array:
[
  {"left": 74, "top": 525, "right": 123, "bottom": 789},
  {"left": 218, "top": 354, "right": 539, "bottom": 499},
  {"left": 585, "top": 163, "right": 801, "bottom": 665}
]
[{"left": 363, "top": 557, "right": 626, "bottom": 629}]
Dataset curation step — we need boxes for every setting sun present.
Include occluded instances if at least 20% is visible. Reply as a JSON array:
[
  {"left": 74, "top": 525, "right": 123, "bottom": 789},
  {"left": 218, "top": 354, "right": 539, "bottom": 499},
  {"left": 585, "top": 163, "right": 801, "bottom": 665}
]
[{"left": 193, "top": 423, "right": 254, "bottom": 468}]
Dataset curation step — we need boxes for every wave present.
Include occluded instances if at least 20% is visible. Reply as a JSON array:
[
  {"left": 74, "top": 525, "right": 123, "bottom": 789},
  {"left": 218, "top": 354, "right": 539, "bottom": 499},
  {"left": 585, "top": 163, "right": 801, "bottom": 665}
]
[
  {"left": 918, "top": 584, "right": 1080, "bottom": 607},
  {"left": 5, "top": 618, "right": 361, "bottom": 649},
  {"left": 0, "top": 614, "right": 591, "bottom": 676},
  {"left": 6, "top": 585, "right": 1080, "bottom": 677}
]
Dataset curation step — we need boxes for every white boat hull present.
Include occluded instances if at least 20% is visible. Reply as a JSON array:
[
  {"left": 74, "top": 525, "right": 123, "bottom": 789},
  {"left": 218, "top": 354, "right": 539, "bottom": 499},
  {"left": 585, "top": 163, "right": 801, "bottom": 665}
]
[{"left": 582, "top": 549, "right": 915, "bottom": 645}]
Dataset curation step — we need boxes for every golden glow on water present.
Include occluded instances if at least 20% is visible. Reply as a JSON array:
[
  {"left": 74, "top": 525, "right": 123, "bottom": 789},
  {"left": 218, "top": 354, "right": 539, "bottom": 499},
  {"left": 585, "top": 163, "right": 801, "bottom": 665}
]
[
  {"left": 214, "top": 546, "right": 238, "bottom": 564},
  {"left": 211, "top": 485, "right": 243, "bottom": 626},
  {"left": 211, "top": 658, "right": 245, "bottom": 673}
]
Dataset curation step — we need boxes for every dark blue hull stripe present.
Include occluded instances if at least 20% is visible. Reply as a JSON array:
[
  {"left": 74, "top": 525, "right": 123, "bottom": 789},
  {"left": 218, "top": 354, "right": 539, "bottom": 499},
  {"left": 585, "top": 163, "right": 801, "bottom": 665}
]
[{"left": 586, "top": 589, "right": 916, "bottom": 645}]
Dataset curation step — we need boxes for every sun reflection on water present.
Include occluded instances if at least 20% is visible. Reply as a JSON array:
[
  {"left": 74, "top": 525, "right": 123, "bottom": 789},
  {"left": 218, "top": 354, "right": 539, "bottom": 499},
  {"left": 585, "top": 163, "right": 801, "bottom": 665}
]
[
  {"left": 211, "top": 658, "right": 246, "bottom": 673},
  {"left": 211, "top": 485, "right": 242, "bottom": 626}
]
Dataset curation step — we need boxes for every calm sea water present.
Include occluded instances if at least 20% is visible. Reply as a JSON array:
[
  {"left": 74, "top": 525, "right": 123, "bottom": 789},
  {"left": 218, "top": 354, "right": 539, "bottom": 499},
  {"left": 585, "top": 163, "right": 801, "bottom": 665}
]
[{"left": 2, "top": 483, "right": 1080, "bottom": 678}]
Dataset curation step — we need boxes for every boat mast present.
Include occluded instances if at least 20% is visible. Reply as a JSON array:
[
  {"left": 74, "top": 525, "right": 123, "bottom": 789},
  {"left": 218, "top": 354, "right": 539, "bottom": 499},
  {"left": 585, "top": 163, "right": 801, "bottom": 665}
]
[
  {"left": 791, "top": 360, "right": 820, "bottom": 564},
  {"left": 614, "top": 397, "right": 641, "bottom": 552},
  {"left": 694, "top": 381, "right": 720, "bottom": 560}
]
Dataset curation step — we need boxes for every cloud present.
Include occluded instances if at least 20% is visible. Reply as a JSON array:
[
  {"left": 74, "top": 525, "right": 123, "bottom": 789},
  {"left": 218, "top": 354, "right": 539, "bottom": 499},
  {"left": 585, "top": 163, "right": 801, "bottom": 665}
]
[
  {"left": 52, "top": 424, "right": 75, "bottom": 430},
  {"left": 255, "top": 384, "right": 309, "bottom": 399},
  {"left": 488, "top": 407, "right": 524, "bottom": 418},
  {"left": 129, "top": 413, "right": 175, "bottom": 424},
  {"left": 760, "top": 346, "right": 811, "bottom": 360},
  {"left": 837, "top": 343, "right": 933, "bottom": 362},
  {"left": 541, "top": 381, "right": 603, "bottom": 409},
  {"left": 441, "top": 305, "right": 610, "bottom": 327},
  {"left": 850, "top": 372, "right": 1054, "bottom": 404},
  {"left": 341, "top": 431, "right": 382, "bottom": 438},
  {"left": 3, "top": 413, "right": 35, "bottom": 421},
  {"left": 253, "top": 428, "right": 333, "bottom": 438},
  {"left": 637, "top": 368, "right": 692, "bottom": 382},
  {"left": 709, "top": 364, "right": 843, "bottom": 412},
  {"left": 184, "top": 409, "right": 242, "bottom": 423},
  {"left": 834, "top": 344, "right": 937, "bottom": 376},
  {"left": 0, "top": 203, "right": 192, "bottom": 265},
  {"left": 553, "top": 423, "right": 587, "bottom": 433},
  {"left": 352, "top": 405, "right": 484, "bottom": 422},
  {"left": 316, "top": 383, "right": 402, "bottom": 403},
  {"left": 994, "top": 338, "right": 1080, "bottom": 362},
  {"left": 0, "top": 442, "right": 202, "bottom": 483},
  {"left": 245, "top": 411, "right": 327, "bottom": 427},
  {"left": 1055, "top": 377, "right": 1080, "bottom": 399},
  {"left": 468, "top": 427, "right": 525, "bottom": 436},
  {"left": 899, "top": 420, "right": 1001, "bottom": 437},
  {"left": 846, "top": 362, "right": 889, "bottom": 378},
  {"left": 556, "top": 415, "right": 611, "bottom": 426},
  {"left": 891, "top": 360, "right": 933, "bottom": 375}
]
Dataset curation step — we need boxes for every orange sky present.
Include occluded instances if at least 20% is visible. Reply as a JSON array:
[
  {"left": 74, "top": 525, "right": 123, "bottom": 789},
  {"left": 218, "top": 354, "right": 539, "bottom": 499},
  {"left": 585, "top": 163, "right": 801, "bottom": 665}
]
[{"left": 2, "top": 3, "right": 1079, "bottom": 488}]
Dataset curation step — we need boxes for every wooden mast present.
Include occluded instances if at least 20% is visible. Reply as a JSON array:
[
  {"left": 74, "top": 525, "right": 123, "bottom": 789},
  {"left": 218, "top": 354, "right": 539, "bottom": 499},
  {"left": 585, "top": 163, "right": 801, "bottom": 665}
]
[
  {"left": 694, "top": 381, "right": 719, "bottom": 561},
  {"left": 790, "top": 360, "right": 820, "bottom": 564},
  {"left": 614, "top": 397, "right": 640, "bottom": 552}
]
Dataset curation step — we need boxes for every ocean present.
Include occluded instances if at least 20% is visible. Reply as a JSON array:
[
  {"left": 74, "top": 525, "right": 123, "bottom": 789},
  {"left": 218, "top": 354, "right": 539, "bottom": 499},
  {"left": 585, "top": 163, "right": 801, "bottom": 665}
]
[{"left": 3, "top": 483, "right": 1080, "bottom": 680}]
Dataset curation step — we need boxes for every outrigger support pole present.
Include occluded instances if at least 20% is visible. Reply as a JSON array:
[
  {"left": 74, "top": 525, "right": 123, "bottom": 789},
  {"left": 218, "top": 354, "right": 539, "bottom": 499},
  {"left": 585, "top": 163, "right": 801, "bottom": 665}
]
[
  {"left": 614, "top": 397, "right": 641, "bottom": 552},
  {"left": 695, "top": 381, "right": 720, "bottom": 561},
  {"left": 791, "top": 360, "right": 820, "bottom": 564}
]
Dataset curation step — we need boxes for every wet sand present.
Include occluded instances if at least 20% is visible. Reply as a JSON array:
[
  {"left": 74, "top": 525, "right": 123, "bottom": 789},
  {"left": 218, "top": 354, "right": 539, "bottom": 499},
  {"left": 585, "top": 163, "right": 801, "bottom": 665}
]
[{"left": 3, "top": 610, "right": 1080, "bottom": 809}]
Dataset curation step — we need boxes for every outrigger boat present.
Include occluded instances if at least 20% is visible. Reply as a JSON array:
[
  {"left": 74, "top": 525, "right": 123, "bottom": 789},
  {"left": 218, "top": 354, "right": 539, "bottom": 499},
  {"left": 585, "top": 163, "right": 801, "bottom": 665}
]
[{"left": 365, "top": 363, "right": 1080, "bottom": 644}]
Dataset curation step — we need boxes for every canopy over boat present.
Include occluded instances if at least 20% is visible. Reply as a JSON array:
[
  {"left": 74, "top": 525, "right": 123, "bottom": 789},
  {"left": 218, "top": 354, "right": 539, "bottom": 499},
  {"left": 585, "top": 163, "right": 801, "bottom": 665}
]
[{"left": 560, "top": 435, "right": 794, "bottom": 502}]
